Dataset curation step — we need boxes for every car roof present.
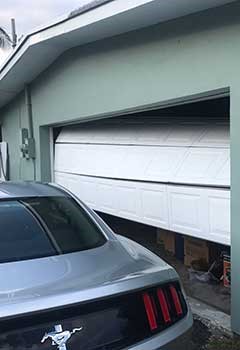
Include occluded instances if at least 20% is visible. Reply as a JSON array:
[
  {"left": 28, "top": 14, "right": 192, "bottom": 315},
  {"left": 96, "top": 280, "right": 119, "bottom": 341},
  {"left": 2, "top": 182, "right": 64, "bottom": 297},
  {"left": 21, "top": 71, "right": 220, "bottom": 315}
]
[{"left": 0, "top": 181, "right": 65, "bottom": 199}]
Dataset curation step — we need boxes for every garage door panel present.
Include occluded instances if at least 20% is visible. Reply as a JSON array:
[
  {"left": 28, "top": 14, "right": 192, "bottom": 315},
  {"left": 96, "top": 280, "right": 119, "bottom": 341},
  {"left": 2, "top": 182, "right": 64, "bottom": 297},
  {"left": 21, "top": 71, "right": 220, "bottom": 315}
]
[
  {"left": 208, "top": 190, "right": 230, "bottom": 244},
  {"left": 96, "top": 181, "right": 116, "bottom": 214},
  {"left": 135, "top": 124, "right": 171, "bottom": 145},
  {"left": 54, "top": 144, "right": 73, "bottom": 173},
  {"left": 174, "top": 148, "right": 230, "bottom": 186},
  {"left": 168, "top": 187, "right": 203, "bottom": 235},
  {"left": 54, "top": 172, "right": 67, "bottom": 188},
  {"left": 144, "top": 148, "right": 186, "bottom": 180},
  {"left": 54, "top": 172, "right": 230, "bottom": 245},
  {"left": 215, "top": 157, "right": 230, "bottom": 183},
  {"left": 195, "top": 124, "right": 229, "bottom": 147},
  {"left": 139, "top": 184, "right": 169, "bottom": 229},
  {"left": 55, "top": 172, "right": 97, "bottom": 208},
  {"left": 57, "top": 121, "right": 228, "bottom": 147},
  {"left": 165, "top": 125, "right": 205, "bottom": 146},
  {"left": 55, "top": 144, "right": 229, "bottom": 186},
  {"left": 55, "top": 118, "right": 230, "bottom": 245},
  {"left": 115, "top": 184, "right": 139, "bottom": 219}
]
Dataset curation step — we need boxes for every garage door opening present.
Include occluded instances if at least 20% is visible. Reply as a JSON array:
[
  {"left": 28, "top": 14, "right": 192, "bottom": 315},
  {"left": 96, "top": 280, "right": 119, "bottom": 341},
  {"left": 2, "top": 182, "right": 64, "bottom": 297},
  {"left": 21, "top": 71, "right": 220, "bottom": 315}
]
[
  {"left": 54, "top": 95, "right": 230, "bottom": 312},
  {"left": 97, "top": 212, "right": 230, "bottom": 314}
]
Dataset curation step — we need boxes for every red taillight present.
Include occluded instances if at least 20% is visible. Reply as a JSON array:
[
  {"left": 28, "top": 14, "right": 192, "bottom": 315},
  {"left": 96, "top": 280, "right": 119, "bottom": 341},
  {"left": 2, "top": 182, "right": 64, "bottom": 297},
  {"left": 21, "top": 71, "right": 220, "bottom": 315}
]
[
  {"left": 157, "top": 289, "right": 171, "bottom": 324},
  {"left": 142, "top": 284, "right": 186, "bottom": 332},
  {"left": 170, "top": 285, "right": 183, "bottom": 316},
  {"left": 142, "top": 293, "right": 158, "bottom": 331},
  {"left": 151, "top": 295, "right": 158, "bottom": 316}
]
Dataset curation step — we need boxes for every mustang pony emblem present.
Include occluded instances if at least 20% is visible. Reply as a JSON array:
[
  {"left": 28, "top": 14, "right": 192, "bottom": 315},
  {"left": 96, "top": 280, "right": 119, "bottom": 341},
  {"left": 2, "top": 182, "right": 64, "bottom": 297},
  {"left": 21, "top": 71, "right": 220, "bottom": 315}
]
[{"left": 41, "top": 324, "right": 83, "bottom": 350}]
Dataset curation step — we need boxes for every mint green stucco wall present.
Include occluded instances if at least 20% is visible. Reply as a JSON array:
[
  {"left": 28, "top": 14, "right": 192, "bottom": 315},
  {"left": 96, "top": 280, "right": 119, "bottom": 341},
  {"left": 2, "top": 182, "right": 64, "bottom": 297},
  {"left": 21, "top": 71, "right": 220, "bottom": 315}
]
[
  {"left": 0, "top": 92, "right": 35, "bottom": 180},
  {"left": 1, "top": 1, "right": 240, "bottom": 332},
  {"left": 2, "top": 2, "right": 238, "bottom": 180}
]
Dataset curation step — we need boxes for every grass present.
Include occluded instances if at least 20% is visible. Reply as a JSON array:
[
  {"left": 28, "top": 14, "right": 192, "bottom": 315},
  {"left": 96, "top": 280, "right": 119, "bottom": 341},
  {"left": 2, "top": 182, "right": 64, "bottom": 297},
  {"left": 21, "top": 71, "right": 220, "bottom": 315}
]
[{"left": 207, "top": 337, "right": 240, "bottom": 350}]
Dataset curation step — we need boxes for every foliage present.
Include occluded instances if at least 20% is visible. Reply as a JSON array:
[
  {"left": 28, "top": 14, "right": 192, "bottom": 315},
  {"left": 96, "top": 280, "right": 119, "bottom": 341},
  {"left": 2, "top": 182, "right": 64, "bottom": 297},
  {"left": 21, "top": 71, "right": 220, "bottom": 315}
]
[
  {"left": 207, "top": 337, "right": 240, "bottom": 350},
  {"left": 0, "top": 28, "right": 12, "bottom": 48}
]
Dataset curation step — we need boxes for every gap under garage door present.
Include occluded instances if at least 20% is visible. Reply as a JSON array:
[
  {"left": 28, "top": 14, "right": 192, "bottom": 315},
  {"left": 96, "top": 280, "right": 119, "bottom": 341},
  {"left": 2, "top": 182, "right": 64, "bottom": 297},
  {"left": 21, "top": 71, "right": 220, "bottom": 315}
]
[{"left": 54, "top": 103, "right": 230, "bottom": 245}]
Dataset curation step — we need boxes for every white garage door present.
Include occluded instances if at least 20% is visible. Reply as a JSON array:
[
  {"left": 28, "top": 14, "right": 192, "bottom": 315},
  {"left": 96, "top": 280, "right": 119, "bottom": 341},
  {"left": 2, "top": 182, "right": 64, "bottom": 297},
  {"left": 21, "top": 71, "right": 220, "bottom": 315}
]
[{"left": 54, "top": 117, "right": 230, "bottom": 245}]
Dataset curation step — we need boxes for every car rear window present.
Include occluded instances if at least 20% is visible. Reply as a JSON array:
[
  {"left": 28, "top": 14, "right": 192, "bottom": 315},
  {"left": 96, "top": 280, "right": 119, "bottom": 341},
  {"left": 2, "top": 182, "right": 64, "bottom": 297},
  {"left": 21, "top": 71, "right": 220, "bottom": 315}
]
[{"left": 0, "top": 196, "right": 106, "bottom": 263}]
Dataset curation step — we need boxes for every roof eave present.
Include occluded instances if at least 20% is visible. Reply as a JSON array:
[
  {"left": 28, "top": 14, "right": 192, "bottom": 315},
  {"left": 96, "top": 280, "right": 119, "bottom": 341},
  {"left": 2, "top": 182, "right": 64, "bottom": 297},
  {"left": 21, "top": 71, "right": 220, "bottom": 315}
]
[{"left": 0, "top": 0, "right": 236, "bottom": 109}]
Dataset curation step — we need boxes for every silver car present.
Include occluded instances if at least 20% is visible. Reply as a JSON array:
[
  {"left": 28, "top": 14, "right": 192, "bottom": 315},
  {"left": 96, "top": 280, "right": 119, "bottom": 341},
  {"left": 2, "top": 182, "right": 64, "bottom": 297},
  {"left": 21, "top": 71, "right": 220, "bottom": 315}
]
[{"left": 0, "top": 181, "right": 192, "bottom": 350}]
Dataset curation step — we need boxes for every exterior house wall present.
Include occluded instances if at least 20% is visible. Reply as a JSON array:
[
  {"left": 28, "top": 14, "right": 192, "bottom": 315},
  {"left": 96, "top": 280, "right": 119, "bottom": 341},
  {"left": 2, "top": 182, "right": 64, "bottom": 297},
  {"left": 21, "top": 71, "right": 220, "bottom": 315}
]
[
  {"left": 0, "top": 92, "right": 35, "bottom": 180},
  {"left": 1, "top": 1, "right": 240, "bottom": 332},
  {"left": 2, "top": 3, "right": 238, "bottom": 180}
]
